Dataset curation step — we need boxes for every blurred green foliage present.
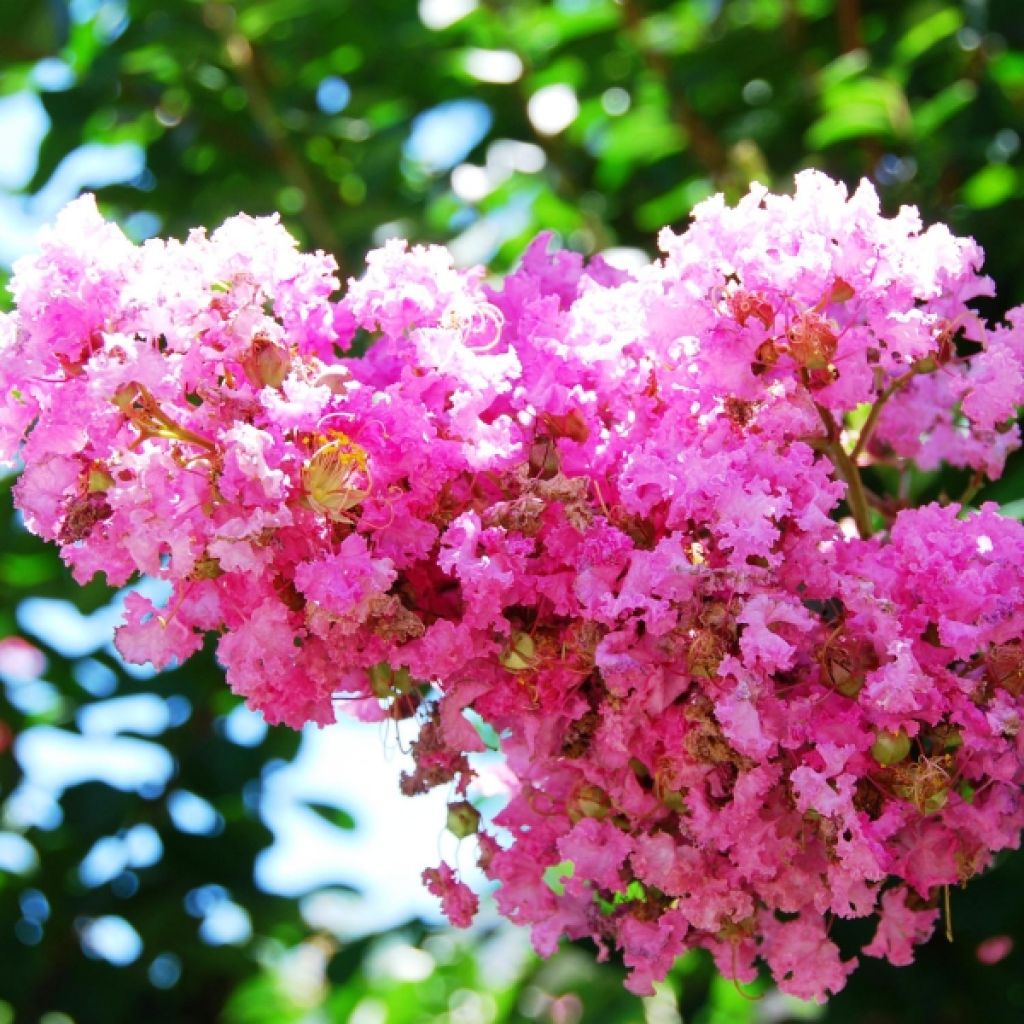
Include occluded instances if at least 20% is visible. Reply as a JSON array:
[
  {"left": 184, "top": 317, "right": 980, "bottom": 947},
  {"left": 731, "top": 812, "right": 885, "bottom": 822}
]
[
  {"left": 1, "top": 1, "right": 1023, "bottom": 1022},
  {"left": 2, "top": 0, "right": 1023, "bottom": 296}
]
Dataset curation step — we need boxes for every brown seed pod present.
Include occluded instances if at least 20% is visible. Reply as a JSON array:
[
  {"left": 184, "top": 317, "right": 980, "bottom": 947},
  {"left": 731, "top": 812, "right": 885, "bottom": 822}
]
[
  {"left": 986, "top": 641, "right": 1024, "bottom": 697},
  {"left": 787, "top": 312, "right": 839, "bottom": 370}
]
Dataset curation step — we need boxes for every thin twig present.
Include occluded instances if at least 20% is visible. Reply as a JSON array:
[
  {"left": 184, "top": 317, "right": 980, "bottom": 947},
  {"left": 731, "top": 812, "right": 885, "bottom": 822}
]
[
  {"left": 836, "top": 0, "right": 863, "bottom": 52},
  {"left": 850, "top": 367, "right": 917, "bottom": 461},
  {"left": 956, "top": 472, "right": 984, "bottom": 512}
]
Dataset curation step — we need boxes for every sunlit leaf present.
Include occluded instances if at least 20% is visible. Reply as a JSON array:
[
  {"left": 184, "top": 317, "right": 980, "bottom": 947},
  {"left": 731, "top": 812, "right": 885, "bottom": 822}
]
[
  {"left": 913, "top": 79, "right": 976, "bottom": 139},
  {"left": 962, "top": 163, "right": 1018, "bottom": 210},
  {"left": 894, "top": 7, "right": 962, "bottom": 66},
  {"left": 998, "top": 498, "right": 1024, "bottom": 520},
  {"left": 809, "top": 77, "right": 910, "bottom": 148}
]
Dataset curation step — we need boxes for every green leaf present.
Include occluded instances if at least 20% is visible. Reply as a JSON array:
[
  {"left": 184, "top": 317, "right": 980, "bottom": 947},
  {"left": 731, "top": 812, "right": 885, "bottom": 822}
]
[
  {"left": 223, "top": 972, "right": 308, "bottom": 1024},
  {"left": 305, "top": 801, "right": 357, "bottom": 830},
  {"left": 962, "top": 164, "right": 1018, "bottom": 210},
  {"left": 913, "top": 79, "right": 976, "bottom": 139},
  {"left": 636, "top": 5, "right": 711, "bottom": 55},
  {"left": 593, "top": 98, "right": 684, "bottom": 190},
  {"left": 998, "top": 498, "right": 1024, "bottom": 520},
  {"left": 0, "top": 553, "right": 59, "bottom": 587},
  {"left": 613, "top": 879, "right": 646, "bottom": 904},
  {"left": 121, "top": 44, "right": 183, "bottom": 82},
  {"left": 237, "top": 0, "right": 320, "bottom": 41},
  {"left": 525, "top": 55, "right": 587, "bottom": 92},
  {"left": 808, "top": 77, "right": 910, "bottom": 148},
  {"left": 894, "top": 7, "right": 962, "bottom": 66},
  {"left": 991, "top": 51, "right": 1024, "bottom": 95},
  {"left": 510, "top": 1, "right": 620, "bottom": 58},
  {"left": 635, "top": 178, "right": 713, "bottom": 231},
  {"left": 325, "top": 935, "right": 375, "bottom": 987},
  {"left": 818, "top": 49, "right": 870, "bottom": 90}
]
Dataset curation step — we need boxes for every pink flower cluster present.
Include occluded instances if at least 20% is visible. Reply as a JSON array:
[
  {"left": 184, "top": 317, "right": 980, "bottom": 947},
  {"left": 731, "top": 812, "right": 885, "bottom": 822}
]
[{"left": 3, "top": 172, "right": 1023, "bottom": 1001}]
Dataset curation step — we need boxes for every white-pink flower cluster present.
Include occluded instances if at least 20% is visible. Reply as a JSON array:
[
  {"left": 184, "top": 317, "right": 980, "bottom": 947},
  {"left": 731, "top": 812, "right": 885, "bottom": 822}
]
[{"left": 2, "top": 172, "right": 1023, "bottom": 1000}]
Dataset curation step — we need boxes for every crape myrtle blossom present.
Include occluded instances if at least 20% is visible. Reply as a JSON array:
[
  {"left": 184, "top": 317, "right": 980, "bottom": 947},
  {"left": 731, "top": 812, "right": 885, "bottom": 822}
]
[{"left": 2, "top": 171, "right": 1023, "bottom": 1002}]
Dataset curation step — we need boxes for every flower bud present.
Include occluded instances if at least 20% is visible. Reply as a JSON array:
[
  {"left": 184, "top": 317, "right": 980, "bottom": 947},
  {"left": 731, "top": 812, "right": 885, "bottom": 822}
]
[
  {"left": 112, "top": 383, "right": 139, "bottom": 411},
  {"left": 820, "top": 634, "right": 876, "bottom": 698},
  {"left": 941, "top": 728, "right": 963, "bottom": 751},
  {"left": 446, "top": 800, "right": 481, "bottom": 839},
  {"left": 540, "top": 408, "right": 590, "bottom": 443},
  {"left": 241, "top": 334, "right": 291, "bottom": 389},
  {"left": 827, "top": 278, "right": 855, "bottom": 304},
  {"left": 87, "top": 466, "right": 114, "bottom": 493},
  {"left": 368, "top": 663, "right": 417, "bottom": 698},
  {"left": 528, "top": 438, "right": 560, "bottom": 479},
  {"left": 752, "top": 339, "right": 781, "bottom": 373},
  {"left": 871, "top": 729, "right": 911, "bottom": 766},
  {"left": 500, "top": 632, "right": 536, "bottom": 672},
  {"left": 568, "top": 783, "right": 611, "bottom": 823},
  {"left": 922, "top": 724, "right": 963, "bottom": 755}
]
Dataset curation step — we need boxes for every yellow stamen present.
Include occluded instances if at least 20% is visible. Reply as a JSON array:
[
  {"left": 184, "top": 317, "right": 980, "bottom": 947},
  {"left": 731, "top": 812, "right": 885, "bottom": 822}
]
[{"left": 302, "top": 431, "right": 372, "bottom": 519}]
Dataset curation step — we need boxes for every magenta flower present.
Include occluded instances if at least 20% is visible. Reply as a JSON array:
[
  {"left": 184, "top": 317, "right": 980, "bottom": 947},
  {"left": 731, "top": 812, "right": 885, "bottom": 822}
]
[{"left": 3, "top": 172, "right": 1023, "bottom": 1001}]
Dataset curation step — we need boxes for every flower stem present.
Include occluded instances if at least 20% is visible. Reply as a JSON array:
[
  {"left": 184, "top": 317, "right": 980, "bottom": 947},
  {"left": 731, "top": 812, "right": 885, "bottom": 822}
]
[
  {"left": 850, "top": 367, "right": 917, "bottom": 461},
  {"left": 130, "top": 384, "right": 218, "bottom": 453},
  {"left": 816, "top": 403, "right": 873, "bottom": 538}
]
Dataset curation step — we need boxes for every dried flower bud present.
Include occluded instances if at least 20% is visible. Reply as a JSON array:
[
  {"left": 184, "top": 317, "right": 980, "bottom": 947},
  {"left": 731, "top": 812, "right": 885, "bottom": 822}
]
[
  {"left": 528, "top": 438, "right": 560, "bottom": 479},
  {"left": 729, "top": 289, "right": 774, "bottom": 328},
  {"left": 59, "top": 493, "right": 112, "bottom": 544},
  {"left": 191, "top": 555, "right": 223, "bottom": 580},
  {"left": 986, "top": 641, "right": 1024, "bottom": 697},
  {"left": 752, "top": 338, "right": 781, "bottom": 374},
  {"left": 687, "top": 628, "right": 726, "bottom": 679},
  {"left": 787, "top": 312, "right": 838, "bottom": 370}
]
